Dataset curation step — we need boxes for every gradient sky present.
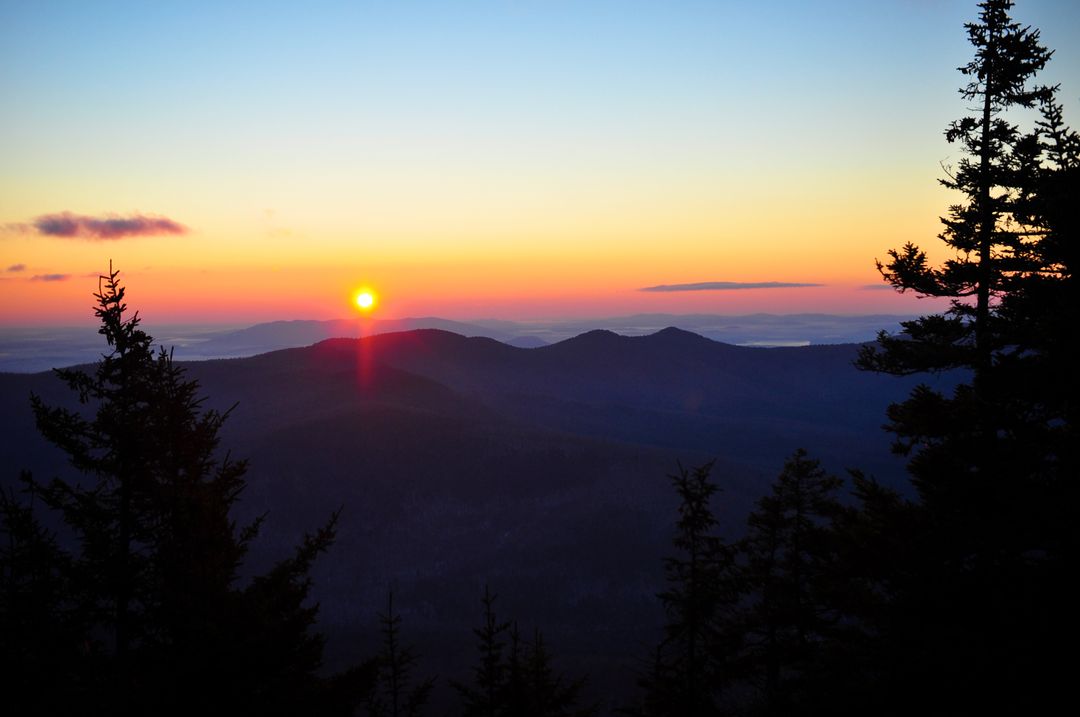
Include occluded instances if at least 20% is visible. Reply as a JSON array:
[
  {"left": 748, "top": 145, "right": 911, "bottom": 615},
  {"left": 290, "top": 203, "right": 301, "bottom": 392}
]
[{"left": 2, "top": 0, "right": 1078, "bottom": 325}]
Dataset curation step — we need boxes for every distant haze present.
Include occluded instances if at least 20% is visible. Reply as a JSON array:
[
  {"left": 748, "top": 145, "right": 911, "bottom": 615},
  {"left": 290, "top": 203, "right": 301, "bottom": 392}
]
[{"left": 0, "top": 313, "right": 914, "bottom": 373}]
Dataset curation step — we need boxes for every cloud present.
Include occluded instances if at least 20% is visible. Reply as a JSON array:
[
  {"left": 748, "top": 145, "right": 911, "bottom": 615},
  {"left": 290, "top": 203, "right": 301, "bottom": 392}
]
[
  {"left": 639, "top": 281, "right": 824, "bottom": 292},
  {"left": 859, "top": 283, "right": 896, "bottom": 291},
  {"left": 6, "top": 263, "right": 26, "bottom": 272},
  {"left": 31, "top": 273, "right": 70, "bottom": 282},
  {"left": 31, "top": 212, "right": 188, "bottom": 240}
]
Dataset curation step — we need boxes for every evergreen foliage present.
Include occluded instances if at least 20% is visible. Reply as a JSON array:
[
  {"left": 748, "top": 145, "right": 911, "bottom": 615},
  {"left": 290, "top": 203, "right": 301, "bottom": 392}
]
[
  {"left": 455, "top": 588, "right": 593, "bottom": 717},
  {"left": 365, "top": 591, "right": 434, "bottom": 717},
  {"left": 632, "top": 461, "right": 739, "bottom": 717},
  {"left": 2, "top": 265, "right": 365, "bottom": 715},
  {"left": 735, "top": 450, "right": 842, "bottom": 715},
  {"left": 0, "top": 474, "right": 84, "bottom": 715},
  {"left": 854, "top": 1, "right": 1077, "bottom": 710},
  {"left": 516, "top": 626, "right": 592, "bottom": 717},
  {"left": 856, "top": 0, "right": 1076, "bottom": 512},
  {"left": 859, "top": 0, "right": 1056, "bottom": 373},
  {"left": 454, "top": 585, "right": 510, "bottom": 717}
]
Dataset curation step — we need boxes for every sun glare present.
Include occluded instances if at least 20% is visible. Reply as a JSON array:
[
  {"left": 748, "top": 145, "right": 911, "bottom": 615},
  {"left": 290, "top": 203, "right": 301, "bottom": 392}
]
[{"left": 354, "top": 289, "right": 377, "bottom": 312}]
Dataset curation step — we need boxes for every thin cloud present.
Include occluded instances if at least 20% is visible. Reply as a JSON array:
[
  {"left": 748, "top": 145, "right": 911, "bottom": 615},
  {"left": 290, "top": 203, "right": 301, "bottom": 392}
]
[
  {"left": 6, "top": 263, "right": 26, "bottom": 272},
  {"left": 859, "top": 283, "right": 895, "bottom": 291},
  {"left": 32, "top": 212, "right": 188, "bottom": 240},
  {"left": 31, "top": 273, "right": 70, "bottom": 282},
  {"left": 640, "top": 281, "right": 824, "bottom": 292},
  {"left": 1, "top": 223, "right": 33, "bottom": 235}
]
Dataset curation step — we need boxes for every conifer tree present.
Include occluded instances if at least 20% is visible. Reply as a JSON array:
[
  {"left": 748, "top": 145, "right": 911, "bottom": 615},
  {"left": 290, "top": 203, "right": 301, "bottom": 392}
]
[
  {"left": 519, "top": 627, "right": 593, "bottom": 717},
  {"left": 0, "top": 474, "right": 83, "bottom": 715},
  {"left": 12, "top": 265, "right": 356, "bottom": 715},
  {"left": 856, "top": 0, "right": 1071, "bottom": 517},
  {"left": 736, "top": 450, "right": 841, "bottom": 716},
  {"left": 233, "top": 514, "right": 345, "bottom": 716},
  {"left": 454, "top": 585, "right": 510, "bottom": 717},
  {"left": 366, "top": 591, "right": 434, "bottom": 717},
  {"left": 637, "top": 461, "right": 737, "bottom": 717},
  {"left": 859, "top": 0, "right": 1055, "bottom": 375},
  {"left": 456, "top": 588, "right": 594, "bottom": 717},
  {"left": 854, "top": 2, "right": 1076, "bottom": 709}
]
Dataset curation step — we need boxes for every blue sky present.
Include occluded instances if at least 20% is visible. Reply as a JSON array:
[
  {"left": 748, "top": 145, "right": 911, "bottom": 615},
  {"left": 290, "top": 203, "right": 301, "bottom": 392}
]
[{"left": 2, "top": 1, "right": 1078, "bottom": 324}]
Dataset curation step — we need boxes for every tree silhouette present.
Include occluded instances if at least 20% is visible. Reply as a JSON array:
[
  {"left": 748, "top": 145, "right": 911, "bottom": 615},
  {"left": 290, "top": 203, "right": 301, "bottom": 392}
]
[
  {"left": 6, "top": 265, "right": 362, "bottom": 715},
  {"left": 0, "top": 473, "right": 85, "bottom": 716},
  {"left": 635, "top": 461, "right": 737, "bottom": 717},
  {"left": 855, "top": 2, "right": 1077, "bottom": 710},
  {"left": 365, "top": 591, "right": 434, "bottom": 717},
  {"left": 735, "top": 450, "right": 842, "bottom": 716},
  {"left": 856, "top": 0, "right": 1073, "bottom": 516},
  {"left": 516, "top": 626, "right": 592, "bottom": 717},
  {"left": 454, "top": 585, "right": 510, "bottom": 717},
  {"left": 859, "top": 0, "right": 1055, "bottom": 375},
  {"left": 456, "top": 587, "right": 593, "bottom": 717}
]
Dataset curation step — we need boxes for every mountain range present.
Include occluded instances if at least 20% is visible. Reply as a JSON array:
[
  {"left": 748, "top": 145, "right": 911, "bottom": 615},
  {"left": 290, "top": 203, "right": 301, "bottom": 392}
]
[
  {"left": 0, "top": 326, "right": 949, "bottom": 702},
  {"left": 0, "top": 312, "right": 918, "bottom": 372}
]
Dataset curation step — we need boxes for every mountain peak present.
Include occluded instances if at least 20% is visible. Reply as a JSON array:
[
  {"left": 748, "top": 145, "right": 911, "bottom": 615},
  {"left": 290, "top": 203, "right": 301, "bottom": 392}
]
[
  {"left": 643, "top": 326, "right": 721, "bottom": 347},
  {"left": 652, "top": 326, "right": 701, "bottom": 339}
]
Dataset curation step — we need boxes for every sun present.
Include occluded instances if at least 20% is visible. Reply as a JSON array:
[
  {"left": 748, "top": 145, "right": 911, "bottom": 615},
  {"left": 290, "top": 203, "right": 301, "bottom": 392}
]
[{"left": 354, "top": 289, "right": 377, "bottom": 312}]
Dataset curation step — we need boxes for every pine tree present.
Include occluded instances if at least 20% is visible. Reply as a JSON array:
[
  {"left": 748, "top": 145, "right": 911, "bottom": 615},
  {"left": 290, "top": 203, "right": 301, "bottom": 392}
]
[
  {"left": 365, "top": 591, "right": 434, "bottom": 717},
  {"left": 859, "top": 0, "right": 1055, "bottom": 374},
  {"left": 233, "top": 513, "right": 346, "bottom": 716},
  {"left": 456, "top": 588, "right": 594, "bottom": 717},
  {"left": 519, "top": 627, "right": 592, "bottom": 717},
  {"left": 13, "top": 265, "right": 355, "bottom": 715},
  {"left": 855, "top": 0, "right": 1069, "bottom": 516},
  {"left": 854, "top": 3, "right": 1077, "bottom": 709},
  {"left": 0, "top": 474, "right": 84, "bottom": 715},
  {"left": 637, "top": 461, "right": 737, "bottom": 717},
  {"left": 997, "top": 91, "right": 1080, "bottom": 500},
  {"left": 454, "top": 585, "right": 510, "bottom": 717},
  {"left": 736, "top": 450, "right": 841, "bottom": 716}
]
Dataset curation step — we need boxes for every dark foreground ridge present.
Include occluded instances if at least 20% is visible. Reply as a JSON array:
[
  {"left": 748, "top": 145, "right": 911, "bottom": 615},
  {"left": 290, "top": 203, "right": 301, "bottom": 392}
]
[{"left": 1, "top": 323, "right": 932, "bottom": 710}]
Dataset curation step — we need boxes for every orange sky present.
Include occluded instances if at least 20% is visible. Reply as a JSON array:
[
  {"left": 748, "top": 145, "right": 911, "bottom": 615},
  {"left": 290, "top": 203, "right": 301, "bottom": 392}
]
[{"left": 2, "top": 1, "right": 1076, "bottom": 326}]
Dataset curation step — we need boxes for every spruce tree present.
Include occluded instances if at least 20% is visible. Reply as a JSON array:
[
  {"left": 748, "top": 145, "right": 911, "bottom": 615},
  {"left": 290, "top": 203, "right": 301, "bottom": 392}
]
[
  {"left": 0, "top": 474, "right": 83, "bottom": 715},
  {"left": 854, "top": 2, "right": 1077, "bottom": 709},
  {"left": 859, "top": 0, "right": 1055, "bottom": 374},
  {"left": 12, "top": 265, "right": 356, "bottom": 715},
  {"left": 456, "top": 588, "right": 594, "bottom": 717},
  {"left": 736, "top": 450, "right": 841, "bottom": 716},
  {"left": 365, "top": 591, "right": 434, "bottom": 717},
  {"left": 518, "top": 627, "right": 593, "bottom": 717},
  {"left": 454, "top": 585, "right": 510, "bottom": 717},
  {"left": 856, "top": 0, "right": 1070, "bottom": 518},
  {"left": 638, "top": 461, "right": 737, "bottom": 717}
]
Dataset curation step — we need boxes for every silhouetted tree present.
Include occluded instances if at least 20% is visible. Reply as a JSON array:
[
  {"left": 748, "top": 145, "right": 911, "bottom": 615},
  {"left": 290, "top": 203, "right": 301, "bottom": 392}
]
[
  {"left": 9, "top": 265, "right": 360, "bottom": 715},
  {"left": 735, "top": 450, "right": 842, "bottom": 716},
  {"left": 813, "top": 470, "right": 922, "bottom": 715},
  {"left": 856, "top": 0, "right": 1074, "bottom": 525},
  {"left": 456, "top": 588, "right": 594, "bottom": 717},
  {"left": 855, "top": 2, "right": 1077, "bottom": 710},
  {"left": 636, "top": 461, "right": 737, "bottom": 717},
  {"left": 366, "top": 591, "right": 434, "bottom": 717},
  {"left": 233, "top": 513, "right": 350, "bottom": 716},
  {"left": 0, "top": 473, "right": 84, "bottom": 715},
  {"left": 454, "top": 585, "right": 510, "bottom": 717},
  {"left": 860, "top": 0, "right": 1054, "bottom": 374},
  {"left": 517, "top": 626, "right": 593, "bottom": 717}
]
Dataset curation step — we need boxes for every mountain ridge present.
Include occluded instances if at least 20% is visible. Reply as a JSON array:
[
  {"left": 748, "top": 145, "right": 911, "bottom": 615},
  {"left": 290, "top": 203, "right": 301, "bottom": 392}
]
[{"left": 0, "top": 325, "right": 947, "bottom": 695}]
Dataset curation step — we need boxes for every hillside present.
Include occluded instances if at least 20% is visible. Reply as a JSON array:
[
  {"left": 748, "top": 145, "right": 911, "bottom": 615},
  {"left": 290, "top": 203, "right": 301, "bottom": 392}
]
[{"left": 0, "top": 327, "right": 948, "bottom": 699}]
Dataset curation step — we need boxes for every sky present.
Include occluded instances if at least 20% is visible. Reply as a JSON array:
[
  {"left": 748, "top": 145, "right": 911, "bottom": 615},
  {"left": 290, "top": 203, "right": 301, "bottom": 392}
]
[{"left": 2, "top": 0, "right": 1078, "bottom": 326}]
